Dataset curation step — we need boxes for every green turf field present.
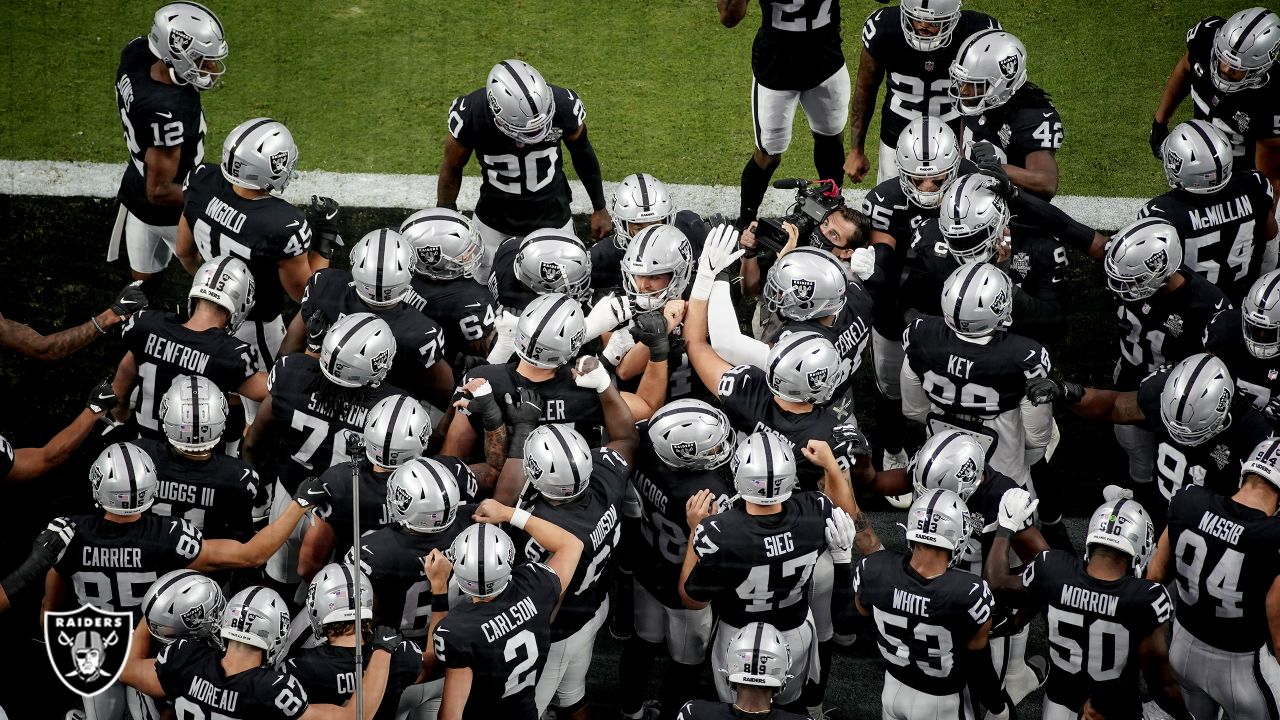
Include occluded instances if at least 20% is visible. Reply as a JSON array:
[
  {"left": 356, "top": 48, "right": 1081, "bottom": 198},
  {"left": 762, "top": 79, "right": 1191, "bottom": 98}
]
[{"left": 0, "top": 1, "right": 1251, "bottom": 198}]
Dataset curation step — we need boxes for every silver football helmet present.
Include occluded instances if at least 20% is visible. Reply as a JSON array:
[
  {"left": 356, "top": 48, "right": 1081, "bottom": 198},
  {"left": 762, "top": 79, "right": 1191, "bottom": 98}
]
[
  {"left": 647, "top": 399, "right": 736, "bottom": 470},
  {"left": 1159, "top": 354, "right": 1234, "bottom": 447},
  {"left": 910, "top": 430, "right": 986, "bottom": 501},
  {"left": 1161, "top": 120, "right": 1233, "bottom": 194},
  {"left": 306, "top": 562, "right": 374, "bottom": 637},
  {"left": 900, "top": 0, "right": 963, "bottom": 51},
  {"left": 949, "top": 30, "right": 1028, "bottom": 115},
  {"left": 941, "top": 263, "right": 1013, "bottom": 338},
  {"left": 722, "top": 622, "right": 791, "bottom": 690},
  {"left": 220, "top": 118, "right": 297, "bottom": 193},
  {"left": 938, "top": 175, "right": 1010, "bottom": 263},
  {"left": 610, "top": 173, "right": 675, "bottom": 249},
  {"left": 622, "top": 224, "right": 693, "bottom": 311},
  {"left": 1242, "top": 270, "right": 1280, "bottom": 358},
  {"left": 319, "top": 313, "right": 397, "bottom": 388},
  {"left": 387, "top": 458, "right": 461, "bottom": 534},
  {"left": 1242, "top": 437, "right": 1280, "bottom": 489},
  {"left": 450, "top": 523, "right": 516, "bottom": 599},
  {"left": 487, "top": 60, "right": 556, "bottom": 144},
  {"left": 524, "top": 424, "right": 594, "bottom": 501},
  {"left": 1211, "top": 7, "right": 1280, "bottom": 93},
  {"left": 400, "top": 208, "right": 482, "bottom": 280},
  {"left": 514, "top": 228, "right": 592, "bottom": 302},
  {"left": 189, "top": 255, "right": 255, "bottom": 332},
  {"left": 765, "top": 331, "right": 844, "bottom": 404},
  {"left": 147, "top": 2, "right": 227, "bottom": 90},
  {"left": 763, "top": 247, "right": 849, "bottom": 321},
  {"left": 159, "top": 374, "right": 229, "bottom": 452},
  {"left": 514, "top": 293, "right": 586, "bottom": 369},
  {"left": 904, "top": 488, "right": 974, "bottom": 566},
  {"left": 732, "top": 431, "right": 797, "bottom": 506},
  {"left": 90, "top": 442, "right": 158, "bottom": 516},
  {"left": 350, "top": 229, "right": 415, "bottom": 308},
  {"left": 1085, "top": 499, "right": 1155, "bottom": 575},
  {"left": 896, "top": 116, "right": 962, "bottom": 209},
  {"left": 363, "top": 395, "right": 431, "bottom": 468},
  {"left": 142, "top": 569, "right": 225, "bottom": 645},
  {"left": 1104, "top": 219, "right": 1183, "bottom": 302},
  {"left": 220, "top": 586, "right": 291, "bottom": 666}
]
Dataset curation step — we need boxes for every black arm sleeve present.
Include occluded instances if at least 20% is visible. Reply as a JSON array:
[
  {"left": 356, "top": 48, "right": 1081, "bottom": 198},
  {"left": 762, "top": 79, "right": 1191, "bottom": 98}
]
[
  {"left": 1010, "top": 287, "right": 1065, "bottom": 345},
  {"left": 1012, "top": 192, "right": 1097, "bottom": 254},
  {"left": 0, "top": 550, "right": 55, "bottom": 601},
  {"left": 565, "top": 127, "right": 607, "bottom": 210},
  {"left": 831, "top": 562, "right": 870, "bottom": 636},
  {"left": 965, "top": 642, "right": 1011, "bottom": 714}
]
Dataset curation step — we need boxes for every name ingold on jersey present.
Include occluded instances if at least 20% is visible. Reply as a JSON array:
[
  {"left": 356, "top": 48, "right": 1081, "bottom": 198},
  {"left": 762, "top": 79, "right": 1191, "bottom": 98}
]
[
  {"left": 481, "top": 596, "right": 540, "bottom": 643},
  {"left": 204, "top": 194, "right": 248, "bottom": 234},
  {"left": 1187, "top": 195, "right": 1254, "bottom": 232},
  {"left": 143, "top": 334, "right": 211, "bottom": 375}
]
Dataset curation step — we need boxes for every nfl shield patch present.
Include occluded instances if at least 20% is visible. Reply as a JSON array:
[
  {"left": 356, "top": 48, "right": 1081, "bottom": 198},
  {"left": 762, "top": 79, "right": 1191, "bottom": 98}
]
[{"left": 44, "top": 605, "right": 133, "bottom": 698}]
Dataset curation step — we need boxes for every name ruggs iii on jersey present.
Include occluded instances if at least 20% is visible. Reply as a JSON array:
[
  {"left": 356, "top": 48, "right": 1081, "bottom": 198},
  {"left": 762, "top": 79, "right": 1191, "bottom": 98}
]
[{"left": 134, "top": 437, "right": 258, "bottom": 541}]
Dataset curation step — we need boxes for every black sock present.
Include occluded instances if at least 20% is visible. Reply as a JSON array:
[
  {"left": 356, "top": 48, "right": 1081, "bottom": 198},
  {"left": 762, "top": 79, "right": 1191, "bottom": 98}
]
[
  {"left": 798, "top": 640, "right": 833, "bottom": 709},
  {"left": 620, "top": 636, "right": 661, "bottom": 715},
  {"left": 812, "top": 132, "right": 845, "bottom": 189},
  {"left": 739, "top": 156, "right": 777, "bottom": 226},
  {"left": 1133, "top": 481, "right": 1167, "bottom": 532},
  {"left": 136, "top": 274, "right": 167, "bottom": 310},
  {"left": 660, "top": 662, "right": 701, "bottom": 720},
  {"left": 1029, "top": 458, "right": 1076, "bottom": 553},
  {"left": 874, "top": 392, "right": 905, "bottom": 456}
]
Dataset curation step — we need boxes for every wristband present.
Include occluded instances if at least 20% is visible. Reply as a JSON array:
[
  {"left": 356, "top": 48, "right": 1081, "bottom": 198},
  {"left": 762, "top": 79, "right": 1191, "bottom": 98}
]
[
  {"left": 510, "top": 508, "right": 532, "bottom": 530},
  {"left": 431, "top": 593, "right": 450, "bottom": 613},
  {"left": 90, "top": 315, "right": 107, "bottom": 335}
]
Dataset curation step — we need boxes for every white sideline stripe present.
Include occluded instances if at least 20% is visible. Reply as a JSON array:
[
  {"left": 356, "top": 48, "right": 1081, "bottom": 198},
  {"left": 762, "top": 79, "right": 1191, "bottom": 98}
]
[{"left": 0, "top": 159, "right": 1146, "bottom": 230}]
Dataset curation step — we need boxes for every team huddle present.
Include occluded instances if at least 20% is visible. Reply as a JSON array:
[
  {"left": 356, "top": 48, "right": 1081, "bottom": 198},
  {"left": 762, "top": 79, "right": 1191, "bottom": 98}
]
[{"left": 4, "top": 1, "right": 1280, "bottom": 719}]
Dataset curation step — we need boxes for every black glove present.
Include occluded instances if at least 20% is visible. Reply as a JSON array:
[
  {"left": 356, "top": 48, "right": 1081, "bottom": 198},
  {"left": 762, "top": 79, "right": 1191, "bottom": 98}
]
[
  {"left": 466, "top": 385, "right": 505, "bottom": 432},
  {"left": 293, "top": 476, "right": 331, "bottom": 509},
  {"left": 111, "top": 281, "right": 148, "bottom": 317},
  {"left": 1025, "top": 377, "right": 1085, "bottom": 406},
  {"left": 307, "top": 196, "right": 343, "bottom": 259},
  {"left": 1263, "top": 396, "right": 1280, "bottom": 423},
  {"left": 504, "top": 388, "right": 544, "bottom": 459},
  {"left": 974, "top": 152, "right": 1017, "bottom": 202},
  {"left": 86, "top": 379, "right": 117, "bottom": 415},
  {"left": 304, "top": 311, "right": 332, "bottom": 352},
  {"left": 1149, "top": 120, "right": 1169, "bottom": 160},
  {"left": 370, "top": 625, "right": 404, "bottom": 654},
  {"left": 971, "top": 140, "right": 1002, "bottom": 168},
  {"left": 33, "top": 517, "right": 76, "bottom": 564},
  {"left": 345, "top": 433, "right": 366, "bottom": 461},
  {"left": 832, "top": 423, "right": 872, "bottom": 457},
  {"left": 631, "top": 310, "right": 670, "bottom": 362}
]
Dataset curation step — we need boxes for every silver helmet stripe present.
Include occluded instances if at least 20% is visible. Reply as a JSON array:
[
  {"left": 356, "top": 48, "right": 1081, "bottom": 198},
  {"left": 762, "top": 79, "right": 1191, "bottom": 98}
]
[
  {"left": 119, "top": 444, "right": 138, "bottom": 500},
  {"left": 918, "top": 432, "right": 963, "bottom": 486},
  {"left": 951, "top": 174, "right": 976, "bottom": 220},
  {"left": 382, "top": 395, "right": 409, "bottom": 467},
  {"left": 548, "top": 424, "right": 584, "bottom": 495},
  {"left": 922, "top": 487, "right": 946, "bottom": 538},
  {"left": 951, "top": 262, "right": 983, "bottom": 322},
  {"left": 328, "top": 315, "right": 378, "bottom": 380},
  {"left": 375, "top": 229, "right": 388, "bottom": 299},
  {"left": 498, "top": 61, "right": 537, "bottom": 115},
  {"left": 750, "top": 622, "right": 766, "bottom": 676},
  {"left": 1185, "top": 122, "right": 1223, "bottom": 185},
  {"left": 190, "top": 377, "right": 202, "bottom": 443},
  {"left": 1174, "top": 354, "right": 1216, "bottom": 423},
  {"left": 525, "top": 294, "right": 572, "bottom": 354},
  {"left": 1262, "top": 272, "right": 1280, "bottom": 303},
  {"left": 761, "top": 435, "right": 775, "bottom": 499},
  {"left": 637, "top": 174, "right": 652, "bottom": 209},
  {"left": 239, "top": 585, "right": 264, "bottom": 626},
  {"left": 767, "top": 332, "right": 816, "bottom": 382},
  {"left": 226, "top": 119, "right": 274, "bottom": 173},
  {"left": 1234, "top": 9, "right": 1271, "bottom": 53},
  {"left": 921, "top": 114, "right": 933, "bottom": 162},
  {"left": 172, "top": 1, "right": 224, "bottom": 34},
  {"left": 649, "top": 404, "right": 722, "bottom": 428},
  {"left": 476, "top": 525, "right": 487, "bottom": 591},
  {"left": 143, "top": 568, "right": 200, "bottom": 619},
  {"left": 425, "top": 460, "right": 451, "bottom": 505},
  {"left": 1105, "top": 499, "right": 1129, "bottom": 536},
  {"left": 338, "top": 562, "right": 355, "bottom": 607}
]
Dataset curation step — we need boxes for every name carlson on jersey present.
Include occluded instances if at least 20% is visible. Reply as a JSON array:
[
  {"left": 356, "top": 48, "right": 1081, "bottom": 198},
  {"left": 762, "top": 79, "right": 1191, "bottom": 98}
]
[
  {"left": 143, "top": 334, "right": 211, "bottom": 375},
  {"left": 187, "top": 675, "right": 239, "bottom": 713},
  {"left": 1059, "top": 585, "right": 1119, "bottom": 617},
  {"left": 1187, "top": 195, "right": 1254, "bottom": 232},
  {"left": 1197, "top": 510, "right": 1245, "bottom": 545},
  {"left": 203, "top": 194, "right": 248, "bottom": 235},
  {"left": 82, "top": 546, "right": 143, "bottom": 568},
  {"left": 480, "top": 595, "right": 540, "bottom": 643},
  {"left": 892, "top": 589, "right": 931, "bottom": 617}
]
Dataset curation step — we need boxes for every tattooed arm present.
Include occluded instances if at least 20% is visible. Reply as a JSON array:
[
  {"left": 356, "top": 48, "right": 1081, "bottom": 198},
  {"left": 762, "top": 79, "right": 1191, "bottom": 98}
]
[
  {"left": 852, "top": 508, "right": 883, "bottom": 555},
  {"left": 0, "top": 311, "right": 119, "bottom": 362},
  {"left": 482, "top": 424, "right": 508, "bottom": 473}
]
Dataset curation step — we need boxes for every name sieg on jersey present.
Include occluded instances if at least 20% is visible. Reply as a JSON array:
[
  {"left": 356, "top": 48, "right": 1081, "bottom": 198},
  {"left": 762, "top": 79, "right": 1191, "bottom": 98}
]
[{"left": 764, "top": 532, "right": 794, "bottom": 558}]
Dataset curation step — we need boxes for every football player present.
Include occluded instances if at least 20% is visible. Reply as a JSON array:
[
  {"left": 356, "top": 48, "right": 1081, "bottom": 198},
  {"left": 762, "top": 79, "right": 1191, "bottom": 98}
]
[
  {"left": 0, "top": 282, "right": 145, "bottom": 361},
  {"left": 851, "top": 488, "right": 1011, "bottom": 720},
  {"left": 1144, "top": 119, "right": 1279, "bottom": 303},
  {"left": 620, "top": 400, "right": 734, "bottom": 720},
  {"left": 111, "top": 255, "right": 264, "bottom": 442},
  {"left": 949, "top": 30, "right": 1063, "bottom": 198},
  {"left": 1, "top": 381, "right": 117, "bottom": 483},
  {"left": 985, "top": 494, "right": 1189, "bottom": 720},
  {"left": 399, "top": 208, "right": 499, "bottom": 365},
  {"left": 717, "top": 0, "right": 851, "bottom": 225},
  {"left": 123, "top": 585, "right": 397, "bottom": 719},
  {"left": 438, "top": 59, "right": 610, "bottom": 279},
  {"left": 286, "top": 563, "right": 421, "bottom": 720},
  {"left": 737, "top": 204, "right": 872, "bottom": 299},
  {"left": 432, "top": 502, "right": 585, "bottom": 720},
  {"left": 1147, "top": 437, "right": 1280, "bottom": 719},
  {"left": 111, "top": 2, "right": 226, "bottom": 293},
  {"left": 280, "top": 230, "right": 452, "bottom": 407},
  {"left": 1206, "top": 268, "right": 1280, "bottom": 414},
  {"left": 593, "top": 174, "right": 712, "bottom": 291},
  {"left": 674, "top": 622, "right": 810, "bottom": 720},
  {"left": 1151, "top": 9, "right": 1280, "bottom": 184},
  {"left": 845, "top": 0, "right": 1000, "bottom": 183},
  {"left": 901, "top": 263, "right": 1053, "bottom": 493},
  {"left": 489, "top": 227, "right": 593, "bottom": 320}
]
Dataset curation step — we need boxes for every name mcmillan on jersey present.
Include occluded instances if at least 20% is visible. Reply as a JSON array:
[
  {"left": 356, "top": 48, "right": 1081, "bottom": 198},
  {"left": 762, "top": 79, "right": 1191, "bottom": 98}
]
[
  {"left": 480, "top": 595, "right": 540, "bottom": 643},
  {"left": 143, "top": 334, "right": 212, "bottom": 375},
  {"left": 1187, "top": 195, "right": 1256, "bottom": 232}
]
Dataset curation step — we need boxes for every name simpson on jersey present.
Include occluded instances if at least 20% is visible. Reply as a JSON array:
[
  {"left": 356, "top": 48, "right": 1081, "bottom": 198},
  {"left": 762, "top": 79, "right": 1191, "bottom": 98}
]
[
  {"left": 480, "top": 595, "right": 540, "bottom": 643},
  {"left": 143, "top": 334, "right": 212, "bottom": 375}
]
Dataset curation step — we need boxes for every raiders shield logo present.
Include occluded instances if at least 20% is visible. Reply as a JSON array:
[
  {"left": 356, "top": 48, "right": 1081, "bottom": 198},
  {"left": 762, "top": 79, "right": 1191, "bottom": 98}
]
[
  {"left": 1216, "top": 388, "right": 1231, "bottom": 413},
  {"left": 1165, "top": 150, "right": 1184, "bottom": 175},
  {"left": 540, "top": 261, "right": 564, "bottom": 284},
  {"left": 370, "top": 348, "right": 393, "bottom": 376},
  {"left": 954, "top": 457, "right": 979, "bottom": 486},
  {"left": 998, "top": 54, "right": 1019, "bottom": 79},
  {"left": 180, "top": 603, "right": 210, "bottom": 631},
  {"left": 527, "top": 457, "right": 544, "bottom": 481},
  {"left": 392, "top": 483, "right": 413, "bottom": 515},
  {"left": 791, "top": 279, "right": 815, "bottom": 302},
  {"left": 671, "top": 441, "right": 698, "bottom": 459},
  {"left": 168, "top": 28, "right": 193, "bottom": 55},
  {"left": 88, "top": 464, "right": 104, "bottom": 494},
  {"left": 270, "top": 150, "right": 291, "bottom": 175},
  {"left": 44, "top": 605, "right": 133, "bottom": 697},
  {"left": 418, "top": 244, "right": 442, "bottom": 268},
  {"left": 806, "top": 367, "right": 829, "bottom": 390},
  {"left": 1143, "top": 249, "right": 1168, "bottom": 273},
  {"left": 990, "top": 289, "right": 1010, "bottom": 317}
]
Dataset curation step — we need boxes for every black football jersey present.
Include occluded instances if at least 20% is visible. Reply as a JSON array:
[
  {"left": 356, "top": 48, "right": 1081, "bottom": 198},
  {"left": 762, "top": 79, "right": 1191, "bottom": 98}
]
[
  {"left": 1165, "top": 485, "right": 1280, "bottom": 652},
  {"left": 488, "top": 236, "right": 538, "bottom": 314},
  {"left": 285, "top": 640, "right": 422, "bottom": 720},
  {"left": 120, "top": 309, "right": 257, "bottom": 440},
  {"left": 1136, "top": 367, "right": 1273, "bottom": 501},
  {"left": 716, "top": 364, "right": 864, "bottom": 489},
  {"left": 1022, "top": 549, "right": 1171, "bottom": 713},
  {"left": 677, "top": 700, "right": 810, "bottom": 720},
  {"left": 855, "top": 550, "right": 995, "bottom": 695},
  {"left": 684, "top": 491, "right": 832, "bottom": 630},
  {"left": 157, "top": 638, "right": 309, "bottom": 719},
  {"left": 356, "top": 516, "right": 474, "bottom": 639},
  {"left": 611, "top": 323, "right": 712, "bottom": 405},
  {"left": 54, "top": 513, "right": 203, "bottom": 617},
  {"left": 1112, "top": 270, "right": 1229, "bottom": 390},
  {"left": 511, "top": 447, "right": 628, "bottom": 640},
  {"left": 454, "top": 362, "right": 604, "bottom": 448},
  {"left": 0, "top": 434, "right": 13, "bottom": 480},
  {"left": 953, "top": 469, "right": 1032, "bottom": 576},
  {"left": 631, "top": 430, "right": 735, "bottom": 609},
  {"left": 590, "top": 211, "right": 710, "bottom": 292},
  {"left": 1185, "top": 16, "right": 1280, "bottom": 173},
  {"left": 903, "top": 316, "right": 1051, "bottom": 417},
  {"left": 448, "top": 85, "right": 586, "bottom": 235},
  {"left": 134, "top": 437, "right": 258, "bottom": 542},
  {"left": 182, "top": 163, "right": 311, "bottom": 321},
  {"left": 752, "top": 0, "right": 844, "bottom": 90},
  {"left": 1139, "top": 172, "right": 1276, "bottom": 303},
  {"left": 955, "top": 88, "right": 1064, "bottom": 170},
  {"left": 1205, "top": 307, "right": 1280, "bottom": 411},
  {"left": 265, "top": 353, "right": 404, "bottom": 493},
  {"left": 433, "top": 561, "right": 563, "bottom": 720},
  {"left": 861, "top": 8, "right": 1002, "bottom": 144},
  {"left": 115, "top": 37, "right": 206, "bottom": 226},
  {"left": 405, "top": 275, "right": 498, "bottom": 366}
]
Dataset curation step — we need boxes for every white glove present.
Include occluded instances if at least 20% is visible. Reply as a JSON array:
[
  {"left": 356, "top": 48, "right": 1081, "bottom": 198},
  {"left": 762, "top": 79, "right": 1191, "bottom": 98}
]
[
  {"left": 1103, "top": 484, "right": 1134, "bottom": 502},
  {"left": 486, "top": 310, "right": 519, "bottom": 364},
  {"left": 584, "top": 293, "right": 632, "bottom": 341},
  {"left": 602, "top": 328, "right": 636, "bottom": 365},
  {"left": 825, "top": 507, "right": 856, "bottom": 564},
  {"left": 997, "top": 488, "right": 1038, "bottom": 533},
  {"left": 573, "top": 356, "right": 612, "bottom": 393},
  {"left": 692, "top": 224, "right": 744, "bottom": 299},
  {"left": 849, "top": 246, "right": 876, "bottom": 281}
]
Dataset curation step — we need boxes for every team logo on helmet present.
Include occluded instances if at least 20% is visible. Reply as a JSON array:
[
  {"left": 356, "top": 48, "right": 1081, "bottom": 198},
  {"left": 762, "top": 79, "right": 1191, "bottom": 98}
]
[
  {"left": 791, "top": 279, "right": 815, "bottom": 302},
  {"left": 270, "top": 151, "right": 290, "bottom": 175},
  {"left": 418, "top": 245, "right": 442, "bottom": 267},
  {"left": 998, "top": 54, "right": 1019, "bottom": 79},
  {"left": 526, "top": 457, "right": 544, "bottom": 481},
  {"left": 370, "top": 348, "right": 393, "bottom": 376},
  {"left": 1217, "top": 388, "right": 1232, "bottom": 413},
  {"left": 540, "top": 262, "right": 564, "bottom": 284},
  {"left": 990, "top": 289, "right": 1010, "bottom": 317},
  {"left": 806, "top": 368, "right": 829, "bottom": 391},
  {"left": 168, "top": 29, "right": 193, "bottom": 55},
  {"left": 44, "top": 605, "right": 133, "bottom": 697},
  {"left": 955, "top": 457, "right": 979, "bottom": 485},
  {"left": 1143, "top": 249, "right": 1169, "bottom": 273},
  {"left": 88, "top": 464, "right": 104, "bottom": 493},
  {"left": 392, "top": 484, "right": 413, "bottom": 515},
  {"left": 671, "top": 441, "right": 698, "bottom": 459},
  {"left": 1165, "top": 150, "right": 1184, "bottom": 175},
  {"left": 180, "top": 603, "right": 210, "bottom": 630}
]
